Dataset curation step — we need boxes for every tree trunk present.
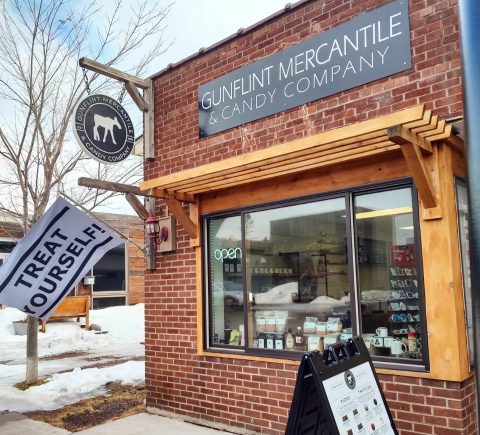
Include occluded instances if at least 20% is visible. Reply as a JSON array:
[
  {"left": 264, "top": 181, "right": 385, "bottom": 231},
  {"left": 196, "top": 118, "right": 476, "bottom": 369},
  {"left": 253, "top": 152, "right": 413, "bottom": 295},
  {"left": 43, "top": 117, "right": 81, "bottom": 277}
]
[{"left": 25, "top": 315, "right": 38, "bottom": 384}]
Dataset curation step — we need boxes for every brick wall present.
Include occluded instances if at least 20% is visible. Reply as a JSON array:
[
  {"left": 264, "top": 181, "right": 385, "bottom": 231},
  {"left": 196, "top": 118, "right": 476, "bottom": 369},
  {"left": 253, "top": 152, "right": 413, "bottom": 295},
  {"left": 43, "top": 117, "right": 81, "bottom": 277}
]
[
  {"left": 379, "top": 374, "right": 477, "bottom": 435},
  {"left": 145, "top": 0, "right": 470, "bottom": 434}
]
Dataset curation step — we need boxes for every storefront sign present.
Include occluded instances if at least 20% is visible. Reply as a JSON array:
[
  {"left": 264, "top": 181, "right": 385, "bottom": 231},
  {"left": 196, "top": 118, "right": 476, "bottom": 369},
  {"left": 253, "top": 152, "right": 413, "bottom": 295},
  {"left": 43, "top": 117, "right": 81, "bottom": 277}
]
[
  {"left": 73, "top": 94, "right": 135, "bottom": 163},
  {"left": 199, "top": 0, "right": 411, "bottom": 137},
  {"left": 213, "top": 247, "right": 242, "bottom": 261},
  {"left": 0, "top": 198, "right": 123, "bottom": 320}
]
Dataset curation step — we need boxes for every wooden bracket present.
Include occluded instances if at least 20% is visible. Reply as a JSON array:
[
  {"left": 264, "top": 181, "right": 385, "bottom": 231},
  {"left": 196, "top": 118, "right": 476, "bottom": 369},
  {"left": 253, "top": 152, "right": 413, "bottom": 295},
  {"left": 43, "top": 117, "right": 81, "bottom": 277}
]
[
  {"left": 388, "top": 125, "right": 441, "bottom": 219},
  {"left": 190, "top": 198, "right": 200, "bottom": 247},
  {"left": 125, "top": 193, "right": 149, "bottom": 220},
  {"left": 125, "top": 81, "right": 148, "bottom": 112},
  {"left": 162, "top": 196, "right": 198, "bottom": 239},
  {"left": 387, "top": 125, "right": 432, "bottom": 153}
]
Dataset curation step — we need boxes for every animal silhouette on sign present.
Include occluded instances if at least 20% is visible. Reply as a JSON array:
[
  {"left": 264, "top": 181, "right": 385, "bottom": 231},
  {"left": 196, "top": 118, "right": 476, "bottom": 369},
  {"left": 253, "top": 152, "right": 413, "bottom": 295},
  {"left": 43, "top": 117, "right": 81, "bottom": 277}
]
[{"left": 93, "top": 114, "right": 122, "bottom": 144}]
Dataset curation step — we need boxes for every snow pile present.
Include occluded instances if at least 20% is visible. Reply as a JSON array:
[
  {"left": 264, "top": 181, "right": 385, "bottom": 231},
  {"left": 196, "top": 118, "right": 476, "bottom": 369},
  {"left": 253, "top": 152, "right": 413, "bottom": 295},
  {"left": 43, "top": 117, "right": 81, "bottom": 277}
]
[
  {"left": 255, "top": 282, "right": 298, "bottom": 304},
  {"left": 0, "top": 303, "right": 144, "bottom": 361},
  {"left": 254, "top": 283, "right": 350, "bottom": 307},
  {"left": 0, "top": 303, "right": 145, "bottom": 412},
  {"left": 0, "top": 360, "right": 145, "bottom": 412},
  {"left": 0, "top": 307, "right": 28, "bottom": 344},
  {"left": 309, "top": 295, "right": 341, "bottom": 305}
]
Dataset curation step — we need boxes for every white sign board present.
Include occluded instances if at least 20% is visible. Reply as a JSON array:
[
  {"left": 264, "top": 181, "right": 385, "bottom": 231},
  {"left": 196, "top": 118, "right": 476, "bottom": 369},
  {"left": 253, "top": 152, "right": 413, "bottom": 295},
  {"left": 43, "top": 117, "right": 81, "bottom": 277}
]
[
  {"left": 322, "top": 361, "right": 395, "bottom": 435},
  {"left": 0, "top": 198, "right": 123, "bottom": 319}
]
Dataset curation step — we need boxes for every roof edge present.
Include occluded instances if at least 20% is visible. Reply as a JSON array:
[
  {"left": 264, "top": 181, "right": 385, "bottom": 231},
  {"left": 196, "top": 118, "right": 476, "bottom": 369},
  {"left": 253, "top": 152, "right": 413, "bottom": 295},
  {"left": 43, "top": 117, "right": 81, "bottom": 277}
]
[{"left": 149, "top": 0, "right": 313, "bottom": 80}]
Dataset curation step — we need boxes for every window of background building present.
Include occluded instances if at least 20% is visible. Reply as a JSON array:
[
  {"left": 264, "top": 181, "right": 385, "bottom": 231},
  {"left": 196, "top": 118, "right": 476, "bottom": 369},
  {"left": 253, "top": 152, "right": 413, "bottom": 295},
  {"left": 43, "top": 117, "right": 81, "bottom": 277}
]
[
  {"left": 91, "top": 243, "right": 127, "bottom": 309},
  {"left": 205, "top": 183, "right": 427, "bottom": 367},
  {"left": 93, "top": 244, "right": 126, "bottom": 292},
  {"left": 455, "top": 179, "right": 473, "bottom": 368}
]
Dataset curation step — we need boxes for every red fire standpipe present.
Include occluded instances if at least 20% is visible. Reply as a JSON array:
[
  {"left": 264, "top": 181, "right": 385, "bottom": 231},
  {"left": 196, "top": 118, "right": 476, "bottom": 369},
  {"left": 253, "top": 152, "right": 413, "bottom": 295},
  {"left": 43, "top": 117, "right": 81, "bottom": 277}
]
[{"left": 459, "top": 0, "right": 480, "bottom": 424}]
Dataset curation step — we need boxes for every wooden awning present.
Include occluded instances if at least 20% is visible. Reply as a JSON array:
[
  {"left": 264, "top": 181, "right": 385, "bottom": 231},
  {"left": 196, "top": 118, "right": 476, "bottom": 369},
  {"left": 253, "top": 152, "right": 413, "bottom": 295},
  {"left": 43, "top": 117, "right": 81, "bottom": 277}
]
[{"left": 140, "top": 104, "right": 463, "bottom": 238}]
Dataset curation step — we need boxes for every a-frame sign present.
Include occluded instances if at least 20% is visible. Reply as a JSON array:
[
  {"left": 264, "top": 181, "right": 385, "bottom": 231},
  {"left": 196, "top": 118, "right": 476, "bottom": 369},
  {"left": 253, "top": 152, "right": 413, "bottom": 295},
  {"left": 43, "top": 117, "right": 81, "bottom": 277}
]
[{"left": 285, "top": 337, "right": 398, "bottom": 435}]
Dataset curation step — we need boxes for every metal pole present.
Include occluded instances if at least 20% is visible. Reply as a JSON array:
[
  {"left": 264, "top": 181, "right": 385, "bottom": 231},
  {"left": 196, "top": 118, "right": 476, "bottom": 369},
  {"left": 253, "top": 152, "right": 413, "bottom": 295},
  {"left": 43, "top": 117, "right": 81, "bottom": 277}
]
[{"left": 459, "top": 0, "right": 480, "bottom": 425}]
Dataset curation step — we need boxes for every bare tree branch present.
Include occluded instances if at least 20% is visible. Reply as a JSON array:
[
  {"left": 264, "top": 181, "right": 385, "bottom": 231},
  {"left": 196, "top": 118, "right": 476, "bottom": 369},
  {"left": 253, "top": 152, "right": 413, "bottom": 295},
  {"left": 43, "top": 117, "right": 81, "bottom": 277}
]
[{"left": 0, "top": 0, "right": 171, "bottom": 384}]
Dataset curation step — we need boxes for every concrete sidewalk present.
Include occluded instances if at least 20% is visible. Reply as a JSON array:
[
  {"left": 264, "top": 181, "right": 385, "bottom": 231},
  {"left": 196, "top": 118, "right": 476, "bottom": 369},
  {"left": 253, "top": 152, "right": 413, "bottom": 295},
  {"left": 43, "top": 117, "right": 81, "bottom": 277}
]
[{"left": 0, "top": 412, "right": 237, "bottom": 435}]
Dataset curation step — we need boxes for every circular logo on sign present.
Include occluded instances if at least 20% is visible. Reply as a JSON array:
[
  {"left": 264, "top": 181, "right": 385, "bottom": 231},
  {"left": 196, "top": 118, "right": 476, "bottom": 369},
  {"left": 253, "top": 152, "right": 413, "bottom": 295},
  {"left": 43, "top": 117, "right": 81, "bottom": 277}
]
[
  {"left": 344, "top": 370, "right": 356, "bottom": 390},
  {"left": 72, "top": 94, "right": 134, "bottom": 164}
]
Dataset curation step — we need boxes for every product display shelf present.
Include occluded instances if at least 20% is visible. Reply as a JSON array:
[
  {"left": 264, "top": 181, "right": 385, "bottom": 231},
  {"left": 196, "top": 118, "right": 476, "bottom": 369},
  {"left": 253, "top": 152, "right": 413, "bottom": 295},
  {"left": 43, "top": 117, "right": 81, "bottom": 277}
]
[{"left": 386, "top": 265, "right": 421, "bottom": 341}]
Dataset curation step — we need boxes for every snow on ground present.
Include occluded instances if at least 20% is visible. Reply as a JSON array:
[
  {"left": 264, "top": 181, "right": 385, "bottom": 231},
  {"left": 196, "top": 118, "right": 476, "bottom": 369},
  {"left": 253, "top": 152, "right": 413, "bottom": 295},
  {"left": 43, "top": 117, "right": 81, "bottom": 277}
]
[
  {"left": 0, "top": 303, "right": 145, "bottom": 412},
  {"left": 0, "top": 303, "right": 144, "bottom": 361},
  {"left": 0, "top": 360, "right": 145, "bottom": 412}
]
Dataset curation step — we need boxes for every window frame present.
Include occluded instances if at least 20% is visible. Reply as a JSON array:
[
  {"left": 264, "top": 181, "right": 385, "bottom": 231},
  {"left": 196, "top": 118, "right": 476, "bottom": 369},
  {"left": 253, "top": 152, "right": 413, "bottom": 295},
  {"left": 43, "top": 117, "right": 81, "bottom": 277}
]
[{"left": 202, "top": 178, "right": 428, "bottom": 370}]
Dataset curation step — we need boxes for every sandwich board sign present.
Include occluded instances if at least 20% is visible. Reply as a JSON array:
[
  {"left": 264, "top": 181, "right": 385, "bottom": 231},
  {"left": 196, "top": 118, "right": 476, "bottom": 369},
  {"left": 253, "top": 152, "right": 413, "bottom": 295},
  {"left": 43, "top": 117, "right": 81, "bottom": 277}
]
[
  {"left": 285, "top": 337, "right": 397, "bottom": 435},
  {"left": 0, "top": 197, "right": 123, "bottom": 320},
  {"left": 73, "top": 94, "right": 135, "bottom": 164}
]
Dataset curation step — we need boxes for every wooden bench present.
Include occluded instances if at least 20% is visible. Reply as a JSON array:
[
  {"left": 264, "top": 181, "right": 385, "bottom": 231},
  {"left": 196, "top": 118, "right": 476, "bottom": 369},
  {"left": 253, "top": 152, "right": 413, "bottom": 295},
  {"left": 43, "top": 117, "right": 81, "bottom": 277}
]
[{"left": 40, "top": 296, "right": 90, "bottom": 333}]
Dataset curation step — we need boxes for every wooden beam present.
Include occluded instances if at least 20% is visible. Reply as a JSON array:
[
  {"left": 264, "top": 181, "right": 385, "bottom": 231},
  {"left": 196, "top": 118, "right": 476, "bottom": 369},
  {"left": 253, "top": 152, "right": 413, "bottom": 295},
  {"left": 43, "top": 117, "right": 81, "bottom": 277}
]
[
  {"left": 403, "top": 109, "right": 432, "bottom": 129},
  {"left": 400, "top": 143, "right": 438, "bottom": 209},
  {"left": 184, "top": 141, "right": 398, "bottom": 193},
  {"left": 140, "top": 105, "right": 425, "bottom": 191},
  {"left": 387, "top": 125, "right": 433, "bottom": 153},
  {"left": 411, "top": 115, "right": 438, "bottom": 134},
  {"left": 186, "top": 145, "right": 400, "bottom": 195},
  {"left": 78, "top": 177, "right": 152, "bottom": 196},
  {"left": 420, "top": 120, "right": 446, "bottom": 139},
  {"left": 79, "top": 57, "right": 150, "bottom": 89},
  {"left": 158, "top": 134, "right": 391, "bottom": 192},
  {"left": 146, "top": 187, "right": 196, "bottom": 204},
  {"left": 125, "top": 193, "right": 149, "bottom": 220},
  {"left": 78, "top": 177, "right": 197, "bottom": 203},
  {"left": 388, "top": 126, "right": 438, "bottom": 210},
  {"left": 427, "top": 124, "right": 453, "bottom": 143},
  {"left": 125, "top": 81, "right": 149, "bottom": 112},
  {"left": 162, "top": 197, "right": 198, "bottom": 239},
  {"left": 444, "top": 135, "right": 465, "bottom": 153}
]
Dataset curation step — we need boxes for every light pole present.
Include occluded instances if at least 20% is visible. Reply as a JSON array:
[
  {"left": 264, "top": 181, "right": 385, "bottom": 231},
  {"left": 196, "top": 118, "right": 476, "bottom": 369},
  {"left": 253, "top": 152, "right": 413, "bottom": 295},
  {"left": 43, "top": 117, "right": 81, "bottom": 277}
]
[{"left": 459, "top": 0, "right": 480, "bottom": 424}]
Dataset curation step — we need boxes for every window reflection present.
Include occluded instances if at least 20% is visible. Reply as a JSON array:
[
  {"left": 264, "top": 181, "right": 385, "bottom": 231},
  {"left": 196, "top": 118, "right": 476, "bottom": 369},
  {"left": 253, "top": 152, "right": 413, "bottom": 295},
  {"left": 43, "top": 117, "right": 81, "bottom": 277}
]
[
  {"left": 209, "top": 217, "right": 244, "bottom": 346},
  {"left": 245, "top": 198, "right": 350, "bottom": 352},
  {"left": 355, "top": 188, "right": 422, "bottom": 361}
]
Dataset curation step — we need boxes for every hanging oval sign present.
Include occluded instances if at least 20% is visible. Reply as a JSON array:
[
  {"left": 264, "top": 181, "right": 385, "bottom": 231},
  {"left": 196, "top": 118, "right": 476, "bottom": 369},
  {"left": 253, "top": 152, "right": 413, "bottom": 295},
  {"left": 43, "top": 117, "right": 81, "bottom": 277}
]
[{"left": 72, "top": 94, "right": 135, "bottom": 164}]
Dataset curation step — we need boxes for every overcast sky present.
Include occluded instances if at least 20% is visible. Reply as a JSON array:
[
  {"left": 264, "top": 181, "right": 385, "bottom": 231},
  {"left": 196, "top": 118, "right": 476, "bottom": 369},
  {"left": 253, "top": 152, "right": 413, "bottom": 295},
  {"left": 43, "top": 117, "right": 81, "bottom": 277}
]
[
  {"left": 97, "top": 0, "right": 290, "bottom": 214},
  {"left": 144, "top": 0, "right": 290, "bottom": 76}
]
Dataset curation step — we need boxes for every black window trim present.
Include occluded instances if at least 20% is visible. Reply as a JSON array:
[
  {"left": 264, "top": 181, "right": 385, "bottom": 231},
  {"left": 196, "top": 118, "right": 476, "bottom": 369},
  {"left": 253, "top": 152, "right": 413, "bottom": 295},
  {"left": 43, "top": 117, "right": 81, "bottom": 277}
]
[{"left": 202, "top": 177, "right": 429, "bottom": 372}]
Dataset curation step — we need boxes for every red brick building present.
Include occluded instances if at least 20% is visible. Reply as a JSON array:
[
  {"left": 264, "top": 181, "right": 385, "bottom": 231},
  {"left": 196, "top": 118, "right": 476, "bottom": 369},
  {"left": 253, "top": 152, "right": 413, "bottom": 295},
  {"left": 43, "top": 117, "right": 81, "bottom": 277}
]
[{"left": 142, "top": 1, "right": 475, "bottom": 433}]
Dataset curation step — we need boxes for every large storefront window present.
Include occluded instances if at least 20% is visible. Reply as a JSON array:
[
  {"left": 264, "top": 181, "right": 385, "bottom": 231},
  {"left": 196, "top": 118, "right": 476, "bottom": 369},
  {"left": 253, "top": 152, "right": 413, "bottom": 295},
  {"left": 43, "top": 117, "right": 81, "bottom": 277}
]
[
  {"left": 205, "top": 183, "right": 427, "bottom": 366},
  {"left": 354, "top": 188, "right": 425, "bottom": 362},
  {"left": 245, "top": 199, "right": 349, "bottom": 352}
]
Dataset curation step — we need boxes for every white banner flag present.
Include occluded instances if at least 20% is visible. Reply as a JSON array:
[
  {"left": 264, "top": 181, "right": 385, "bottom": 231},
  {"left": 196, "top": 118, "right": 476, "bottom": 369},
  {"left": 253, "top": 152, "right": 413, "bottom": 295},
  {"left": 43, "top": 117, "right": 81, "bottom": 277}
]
[{"left": 0, "top": 198, "right": 124, "bottom": 320}]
